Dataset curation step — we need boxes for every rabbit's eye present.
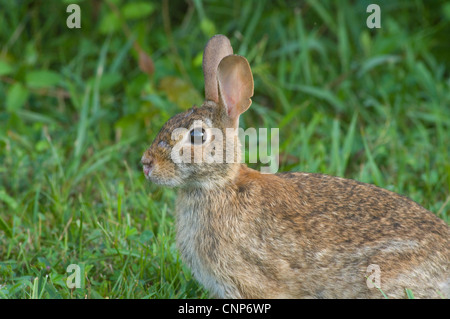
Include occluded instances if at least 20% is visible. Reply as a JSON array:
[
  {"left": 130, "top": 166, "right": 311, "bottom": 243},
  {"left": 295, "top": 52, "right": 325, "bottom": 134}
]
[{"left": 190, "top": 128, "right": 206, "bottom": 145}]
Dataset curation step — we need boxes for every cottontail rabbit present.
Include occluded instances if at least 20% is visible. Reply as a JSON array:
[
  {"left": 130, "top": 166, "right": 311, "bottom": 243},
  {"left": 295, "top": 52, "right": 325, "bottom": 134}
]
[{"left": 142, "top": 35, "right": 449, "bottom": 298}]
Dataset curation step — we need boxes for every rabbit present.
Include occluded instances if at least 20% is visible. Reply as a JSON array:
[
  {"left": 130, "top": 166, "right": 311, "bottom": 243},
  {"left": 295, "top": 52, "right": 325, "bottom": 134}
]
[{"left": 141, "top": 34, "right": 449, "bottom": 299}]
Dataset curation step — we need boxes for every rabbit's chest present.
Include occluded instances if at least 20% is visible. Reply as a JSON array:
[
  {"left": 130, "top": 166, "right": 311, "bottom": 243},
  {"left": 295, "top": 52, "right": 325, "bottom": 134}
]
[{"left": 175, "top": 205, "right": 241, "bottom": 298}]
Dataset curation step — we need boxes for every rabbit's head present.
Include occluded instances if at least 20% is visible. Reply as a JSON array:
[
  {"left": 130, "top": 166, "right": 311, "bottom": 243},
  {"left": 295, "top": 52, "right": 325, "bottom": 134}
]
[{"left": 141, "top": 35, "right": 254, "bottom": 188}]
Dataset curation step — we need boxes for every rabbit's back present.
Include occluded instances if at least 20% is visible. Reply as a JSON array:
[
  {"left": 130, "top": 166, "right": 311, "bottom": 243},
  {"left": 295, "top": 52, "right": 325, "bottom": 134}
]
[
  {"left": 276, "top": 171, "right": 449, "bottom": 298},
  {"left": 175, "top": 165, "right": 449, "bottom": 298}
]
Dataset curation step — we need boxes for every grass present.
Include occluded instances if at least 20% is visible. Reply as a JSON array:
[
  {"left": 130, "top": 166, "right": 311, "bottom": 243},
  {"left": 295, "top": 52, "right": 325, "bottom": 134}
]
[{"left": 0, "top": 0, "right": 449, "bottom": 298}]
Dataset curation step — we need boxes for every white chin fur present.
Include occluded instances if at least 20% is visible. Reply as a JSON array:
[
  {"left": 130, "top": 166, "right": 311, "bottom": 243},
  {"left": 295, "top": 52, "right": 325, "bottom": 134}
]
[{"left": 148, "top": 176, "right": 182, "bottom": 188}]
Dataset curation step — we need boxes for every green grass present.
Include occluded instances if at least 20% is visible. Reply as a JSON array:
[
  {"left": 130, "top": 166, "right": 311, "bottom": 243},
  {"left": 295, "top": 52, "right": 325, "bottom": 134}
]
[{"left": 0, "top": 0, "right": 449, "bottom": 298}]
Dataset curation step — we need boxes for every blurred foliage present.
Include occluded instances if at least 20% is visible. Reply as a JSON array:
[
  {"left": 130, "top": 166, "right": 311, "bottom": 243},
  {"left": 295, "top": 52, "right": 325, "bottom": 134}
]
[{"left": 0, "top": 0, "right": 449, "bottom": 144}]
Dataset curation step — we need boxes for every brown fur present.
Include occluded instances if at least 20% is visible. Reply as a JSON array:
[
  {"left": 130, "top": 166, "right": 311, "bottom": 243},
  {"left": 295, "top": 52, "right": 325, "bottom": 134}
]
[{"left": 142, "top": 35, "right": 449, "bottom": 299}]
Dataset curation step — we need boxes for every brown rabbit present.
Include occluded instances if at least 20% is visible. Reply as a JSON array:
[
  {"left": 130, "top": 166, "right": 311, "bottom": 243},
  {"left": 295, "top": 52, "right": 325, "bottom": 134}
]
[{"left": 141, "top": 35, "right": 449, "bottom": 298}]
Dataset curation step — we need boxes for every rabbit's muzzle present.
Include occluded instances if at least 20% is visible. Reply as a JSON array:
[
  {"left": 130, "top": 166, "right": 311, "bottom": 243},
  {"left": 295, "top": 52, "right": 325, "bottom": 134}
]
[{"left": 141, "top": 154, "right": 154, "bottom": 179}]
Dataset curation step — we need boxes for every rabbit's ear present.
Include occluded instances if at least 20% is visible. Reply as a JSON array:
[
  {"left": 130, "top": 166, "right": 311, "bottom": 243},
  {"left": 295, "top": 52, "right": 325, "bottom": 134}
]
[
  {"left": 203, "top": 35, "right": 233, "bottom": 103},
  {"left": 217, "top": 55, "right": 254, "bottom": 121}
]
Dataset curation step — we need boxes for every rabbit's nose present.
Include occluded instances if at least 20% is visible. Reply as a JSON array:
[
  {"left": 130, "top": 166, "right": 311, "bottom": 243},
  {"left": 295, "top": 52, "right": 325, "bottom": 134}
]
[
  {"left": 141, "top": 154, "right": 154, "bottom": 178},
  {"left": 143, "top": 163, "right": 153, "bottom": 177}
]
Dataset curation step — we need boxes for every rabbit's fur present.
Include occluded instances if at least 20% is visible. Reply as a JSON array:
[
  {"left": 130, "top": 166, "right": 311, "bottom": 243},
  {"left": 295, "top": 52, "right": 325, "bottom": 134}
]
[{"left": 142, "top": 35, "right": 449, "bottom": 298}]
